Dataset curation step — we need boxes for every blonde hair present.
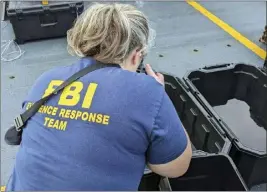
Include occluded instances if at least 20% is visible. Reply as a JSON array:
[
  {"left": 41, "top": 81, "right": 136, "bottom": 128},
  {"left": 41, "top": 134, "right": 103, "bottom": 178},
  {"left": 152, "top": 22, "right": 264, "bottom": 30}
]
[{"left": 67, "top": 3, "right": 151, "bottom": 64}]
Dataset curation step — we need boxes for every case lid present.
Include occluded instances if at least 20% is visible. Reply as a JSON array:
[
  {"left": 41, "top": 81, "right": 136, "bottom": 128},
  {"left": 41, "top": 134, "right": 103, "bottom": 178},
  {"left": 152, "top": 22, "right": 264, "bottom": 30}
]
[
  {"left": 184, "top": 63, "right": 267, "bottom": 156},
  {"left": 7, "top": 1, "right": 83, "bottom": 15}
]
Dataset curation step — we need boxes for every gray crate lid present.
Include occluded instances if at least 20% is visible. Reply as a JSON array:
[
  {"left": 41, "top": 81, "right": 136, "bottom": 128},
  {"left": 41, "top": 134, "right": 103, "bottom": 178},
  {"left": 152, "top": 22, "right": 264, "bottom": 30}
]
[{"left": 8, "top": 1, "right": 79, "bottom": 10}]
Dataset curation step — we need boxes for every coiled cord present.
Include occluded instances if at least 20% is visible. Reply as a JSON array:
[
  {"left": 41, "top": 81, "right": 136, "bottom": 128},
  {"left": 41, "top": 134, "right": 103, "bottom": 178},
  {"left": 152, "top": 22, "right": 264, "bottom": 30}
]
[{"left": 1, "top": 21, "right": 25, "bottom": 62}]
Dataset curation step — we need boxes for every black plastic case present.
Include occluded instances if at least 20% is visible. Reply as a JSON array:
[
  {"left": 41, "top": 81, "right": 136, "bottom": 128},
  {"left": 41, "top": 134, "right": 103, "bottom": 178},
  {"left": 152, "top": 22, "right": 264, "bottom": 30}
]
[
  {"left": 138, "top": 168, "right": 161, "bottom": 191},
  {"left": 184, "top": 63, "right": 267, "bottom": 188},
  {"left": 163, "top": 74, "right": 231, "bottom": 153},
  {"left": 138, "top": 151, "right": 248, "bottom": 191},
  {"left": 137, "top": 70, "right": 234, "bottom": 191},
  {"left": 137, "top": 67, "right": 231, "bottom": 153},
  {"left": 160, "top": 151, "right": 248, "bottom": 191},
  {"left": 7, "top": 1, "right": 84, "bottom": 44}
]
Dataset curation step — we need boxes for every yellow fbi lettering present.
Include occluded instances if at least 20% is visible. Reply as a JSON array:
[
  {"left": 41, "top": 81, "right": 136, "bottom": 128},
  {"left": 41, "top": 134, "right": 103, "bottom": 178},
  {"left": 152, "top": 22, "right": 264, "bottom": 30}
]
[
  {"left": 26, "top": 102, "right": 58, "bottom": 116},
  {"left": 44, "top": 117, "right": 67, "bottom": 131},
  {"left": 25, "top": 80, "right": 111, "bottom": 131},
  {"left": 42, "top": 80, "right": 98, "bottom": 109},
  {"left": 58, "top": 108, "right": 110, "bottom": 125}
]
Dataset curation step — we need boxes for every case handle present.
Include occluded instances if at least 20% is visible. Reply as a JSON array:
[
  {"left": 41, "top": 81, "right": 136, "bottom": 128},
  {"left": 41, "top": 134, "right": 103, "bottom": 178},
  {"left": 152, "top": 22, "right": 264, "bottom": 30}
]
[
  {"left": 202, "top": 63, "right": 232, "bottom": 70},
  {"left": 192, "top": 150, "right": 208, "bottom": 157},
  {"left": 41, "top": 22, "right": 57, "bottom": 27}
]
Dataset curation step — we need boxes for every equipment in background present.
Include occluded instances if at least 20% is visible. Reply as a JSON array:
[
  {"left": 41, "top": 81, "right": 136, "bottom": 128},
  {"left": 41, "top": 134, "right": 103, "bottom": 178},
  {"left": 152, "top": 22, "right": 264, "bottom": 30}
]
[{"left": 6, "top": 1, "right": 84, "bottom": 44}]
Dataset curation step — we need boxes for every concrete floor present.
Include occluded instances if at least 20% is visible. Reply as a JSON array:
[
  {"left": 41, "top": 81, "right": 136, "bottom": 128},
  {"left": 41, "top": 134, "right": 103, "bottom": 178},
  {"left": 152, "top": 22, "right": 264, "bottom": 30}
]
[{"left": 1, "top": 1, "right": 266, "bottom": 188}]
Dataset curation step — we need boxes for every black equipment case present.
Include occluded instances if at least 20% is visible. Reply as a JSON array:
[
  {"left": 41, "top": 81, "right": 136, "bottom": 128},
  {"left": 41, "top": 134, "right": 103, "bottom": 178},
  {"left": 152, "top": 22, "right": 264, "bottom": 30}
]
[
  {"left": 137, "top": 64, "right": 266, "bottom": 190},
  {"left": 6, "top": 1, "right": 84, "bottom": 44},
  {"left": 163, "top": 74, "right": 232, "bottom": 154},
  {"left": 139, "top": 151, "right": 248, "bottom": 191},
  {"left": 160, "top": 151, "right": 248, "bottom": 191},
  {"left": 138, "top": 168, "right": 161, "bottom": 191},
  {"left": 184, "top": 63, "right": 267, "bottom": 188},
  {"left": 137, "top": 67, "right": 232, "bottom": 154}
]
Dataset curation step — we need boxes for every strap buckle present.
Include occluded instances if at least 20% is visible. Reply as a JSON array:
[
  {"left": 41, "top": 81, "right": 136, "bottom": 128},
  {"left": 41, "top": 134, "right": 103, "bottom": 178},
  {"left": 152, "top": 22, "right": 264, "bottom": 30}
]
[{"left": 14, "top": 115, "right": 24, "bottom": 131}]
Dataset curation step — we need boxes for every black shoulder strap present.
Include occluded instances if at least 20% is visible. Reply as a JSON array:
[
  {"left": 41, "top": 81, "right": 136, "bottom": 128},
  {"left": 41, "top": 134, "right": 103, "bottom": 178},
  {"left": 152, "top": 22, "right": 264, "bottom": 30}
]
[{"left": 14, "top": 60, "right": 120, "bottom": 131}]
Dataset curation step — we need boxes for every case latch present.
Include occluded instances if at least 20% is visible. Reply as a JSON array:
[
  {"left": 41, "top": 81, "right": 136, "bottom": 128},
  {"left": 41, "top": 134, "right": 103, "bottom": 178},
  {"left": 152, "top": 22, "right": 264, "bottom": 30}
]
[
  {"left": 39, "top": 6, "right": 57, "bottom": 28},
  {"left": 15, "top": 9, "right": 23, "bottom": 20},
  {"left": 42, "top": 6, "right": 50, "bottom": 14},
  {"left": 69, "top": 3, "right": 76, "bottom": 14}
]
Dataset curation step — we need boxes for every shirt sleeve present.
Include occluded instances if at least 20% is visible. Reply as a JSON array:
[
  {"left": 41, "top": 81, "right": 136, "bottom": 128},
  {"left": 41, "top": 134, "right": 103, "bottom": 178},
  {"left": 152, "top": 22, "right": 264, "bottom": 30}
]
[{"left": 147, "top": 91, "right": 188, "bottom": 164}]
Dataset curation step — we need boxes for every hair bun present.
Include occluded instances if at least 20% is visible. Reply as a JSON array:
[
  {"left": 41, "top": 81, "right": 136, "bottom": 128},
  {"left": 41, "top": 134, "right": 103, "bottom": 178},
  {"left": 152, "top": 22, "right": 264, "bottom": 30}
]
[{"left": 67, "top": 3, "right": 151, "bottom": 64}]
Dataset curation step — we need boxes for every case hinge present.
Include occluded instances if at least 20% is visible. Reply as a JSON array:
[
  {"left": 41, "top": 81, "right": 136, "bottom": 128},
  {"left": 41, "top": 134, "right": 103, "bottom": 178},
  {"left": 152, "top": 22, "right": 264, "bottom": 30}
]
[
  {"left": 15, "top": 9, "right": 23, "bottom": 20},
  {"left": 42, "top": 6, "right": 50, "bottom": 14},
  {"left": 69, "top": 3, "right": 76, "bottom": 14}
]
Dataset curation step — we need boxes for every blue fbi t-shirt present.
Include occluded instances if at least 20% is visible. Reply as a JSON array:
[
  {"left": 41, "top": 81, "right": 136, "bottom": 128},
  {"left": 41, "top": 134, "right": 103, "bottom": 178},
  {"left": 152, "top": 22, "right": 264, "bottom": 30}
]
[{"left": 6, "top": 58, "right": 187, "bottom": 191}]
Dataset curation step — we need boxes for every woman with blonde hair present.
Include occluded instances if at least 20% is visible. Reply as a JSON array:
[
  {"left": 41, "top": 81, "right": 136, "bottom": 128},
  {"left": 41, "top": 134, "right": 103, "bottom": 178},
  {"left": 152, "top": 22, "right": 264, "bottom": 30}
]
[{"left": 6, "top": 3, "right": 192, "bottom": 190}]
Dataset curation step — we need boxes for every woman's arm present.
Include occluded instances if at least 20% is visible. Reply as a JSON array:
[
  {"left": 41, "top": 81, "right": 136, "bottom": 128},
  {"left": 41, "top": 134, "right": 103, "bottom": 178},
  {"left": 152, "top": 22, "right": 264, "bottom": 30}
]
[{"left": 145, "top": 64, "right": 192, "bottom": 178}]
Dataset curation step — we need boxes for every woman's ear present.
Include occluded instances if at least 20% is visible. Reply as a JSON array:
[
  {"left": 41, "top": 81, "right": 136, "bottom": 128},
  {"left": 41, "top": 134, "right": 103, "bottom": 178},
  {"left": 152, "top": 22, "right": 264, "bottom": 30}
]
[{"left": 131, "top": 49, "right": 142, "bottom": 66}]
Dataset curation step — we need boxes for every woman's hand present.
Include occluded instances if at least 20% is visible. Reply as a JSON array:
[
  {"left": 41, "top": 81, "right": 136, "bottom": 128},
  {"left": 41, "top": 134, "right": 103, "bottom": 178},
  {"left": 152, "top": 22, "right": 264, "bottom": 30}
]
[{"left": 145, "top": 64, "right": 165, "bottom": 86}]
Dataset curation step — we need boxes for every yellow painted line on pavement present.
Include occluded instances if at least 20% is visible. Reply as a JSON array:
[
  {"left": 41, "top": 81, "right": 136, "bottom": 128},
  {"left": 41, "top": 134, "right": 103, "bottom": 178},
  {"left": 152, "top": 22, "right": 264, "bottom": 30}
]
[
  {"left": 187, "top": 0, "right": 266, "bottom": 60},
  {"left": 1, "top": 186, "right": 6, "bottom": 192}
]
